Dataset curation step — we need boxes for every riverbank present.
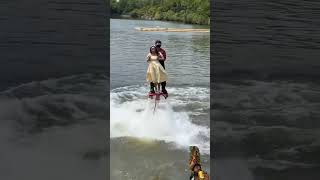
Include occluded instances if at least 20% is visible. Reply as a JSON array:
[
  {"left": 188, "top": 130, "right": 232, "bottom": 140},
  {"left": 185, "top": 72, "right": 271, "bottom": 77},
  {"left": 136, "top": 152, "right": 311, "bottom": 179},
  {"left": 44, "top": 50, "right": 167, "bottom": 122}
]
[
  {"left": 111, "top": 13, "right": 210, "bottom": 25},
  {"left": 111, "top": 0, "right": 210, "bottom": 25},
  {"left": 111, "top": 16, "right": 210, "bottom": 29}
]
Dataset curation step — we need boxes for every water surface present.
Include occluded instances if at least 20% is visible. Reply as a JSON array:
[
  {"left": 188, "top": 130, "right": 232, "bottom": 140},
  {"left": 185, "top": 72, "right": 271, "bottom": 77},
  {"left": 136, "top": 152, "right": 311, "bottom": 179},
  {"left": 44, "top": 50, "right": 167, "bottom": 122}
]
[{"left": 110, "top": 19, "right": 210, "bottom": 179}]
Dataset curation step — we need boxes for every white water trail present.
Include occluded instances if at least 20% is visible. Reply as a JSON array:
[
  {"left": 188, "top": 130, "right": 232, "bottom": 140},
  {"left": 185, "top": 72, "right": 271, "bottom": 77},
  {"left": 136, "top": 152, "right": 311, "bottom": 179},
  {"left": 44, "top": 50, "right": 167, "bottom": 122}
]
[{"left": 110, "top": 86, "right": 210, "bottom": 154}]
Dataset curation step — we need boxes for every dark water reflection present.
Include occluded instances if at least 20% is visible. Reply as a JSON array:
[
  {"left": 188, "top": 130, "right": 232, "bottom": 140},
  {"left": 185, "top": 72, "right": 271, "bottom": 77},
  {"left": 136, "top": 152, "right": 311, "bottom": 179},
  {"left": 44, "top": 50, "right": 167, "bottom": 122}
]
[{"left": 212, "top": 0, "right": 320, "bottom": 179}]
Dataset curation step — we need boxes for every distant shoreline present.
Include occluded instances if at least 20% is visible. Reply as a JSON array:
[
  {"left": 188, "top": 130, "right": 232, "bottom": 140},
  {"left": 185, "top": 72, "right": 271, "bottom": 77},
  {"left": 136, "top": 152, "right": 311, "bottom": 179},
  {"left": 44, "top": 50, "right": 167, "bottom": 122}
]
[
  {"left": 111, "top": 14, "right": 210, "bottom": 27},
  {"left": 111, "top": 0, "right": 209, "bottom": 25}
]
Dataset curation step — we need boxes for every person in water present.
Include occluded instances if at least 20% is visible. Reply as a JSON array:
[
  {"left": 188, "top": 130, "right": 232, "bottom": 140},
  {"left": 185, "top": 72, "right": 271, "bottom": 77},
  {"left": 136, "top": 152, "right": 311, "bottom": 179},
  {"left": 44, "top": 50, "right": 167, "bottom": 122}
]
[
  {"left": 146, "top": 45, "right": 168, "bottom": 93},
  {"left": 189, "top": 147, "right": 210, "bottom": 180},
  {"left": 155, "top": 40, "right": 167, "bottom": 94}
]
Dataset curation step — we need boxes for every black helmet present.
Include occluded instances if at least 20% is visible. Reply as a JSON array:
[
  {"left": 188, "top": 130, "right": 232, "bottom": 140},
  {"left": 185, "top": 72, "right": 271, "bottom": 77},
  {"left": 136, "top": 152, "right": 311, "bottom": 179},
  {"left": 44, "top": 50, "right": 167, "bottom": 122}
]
[{"left": 155, "top": 40, "right": 161, "bottom": 47}]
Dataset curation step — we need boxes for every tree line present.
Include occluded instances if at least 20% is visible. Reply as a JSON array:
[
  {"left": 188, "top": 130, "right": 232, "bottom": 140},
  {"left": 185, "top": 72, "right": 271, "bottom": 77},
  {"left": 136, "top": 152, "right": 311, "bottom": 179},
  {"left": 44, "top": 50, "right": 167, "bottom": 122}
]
[{"left": 111, "top": 0, "right": 210, "bottom": 25}]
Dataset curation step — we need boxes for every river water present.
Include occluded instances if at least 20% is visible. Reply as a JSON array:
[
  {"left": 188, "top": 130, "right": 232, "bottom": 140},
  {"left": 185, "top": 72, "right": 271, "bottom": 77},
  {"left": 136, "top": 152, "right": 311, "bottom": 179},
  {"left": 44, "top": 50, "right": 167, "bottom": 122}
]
[
  {"left": 110, "top": 19, "right": 210, "bottom": 179},
  {"left": 213, "top": 0, "right": 320, "bottom": 179}
]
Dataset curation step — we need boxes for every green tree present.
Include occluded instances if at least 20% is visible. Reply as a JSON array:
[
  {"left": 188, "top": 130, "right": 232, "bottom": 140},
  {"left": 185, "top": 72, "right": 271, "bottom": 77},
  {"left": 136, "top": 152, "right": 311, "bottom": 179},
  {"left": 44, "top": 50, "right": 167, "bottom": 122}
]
[{"left": 111, "top": 0, "right": 210, "bottom": 25}]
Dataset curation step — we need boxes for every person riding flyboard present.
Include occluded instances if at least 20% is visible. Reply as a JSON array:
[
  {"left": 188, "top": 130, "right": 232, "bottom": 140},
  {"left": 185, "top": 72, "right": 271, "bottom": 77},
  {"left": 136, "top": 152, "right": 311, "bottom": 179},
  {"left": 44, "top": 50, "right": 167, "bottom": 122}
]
[
  {"left": 146, "top": 45, "right": 168, "bottom": 100},
  {"left": 154, "top": 40, "right": 168, "bottom": 95}
]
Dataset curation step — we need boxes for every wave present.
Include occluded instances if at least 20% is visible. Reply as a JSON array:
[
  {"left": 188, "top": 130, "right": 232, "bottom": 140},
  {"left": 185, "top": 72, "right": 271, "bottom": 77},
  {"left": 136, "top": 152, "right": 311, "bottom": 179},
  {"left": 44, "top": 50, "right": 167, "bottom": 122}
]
[{"left": 110, "top": 85, "right": 210, "bottom": 154}]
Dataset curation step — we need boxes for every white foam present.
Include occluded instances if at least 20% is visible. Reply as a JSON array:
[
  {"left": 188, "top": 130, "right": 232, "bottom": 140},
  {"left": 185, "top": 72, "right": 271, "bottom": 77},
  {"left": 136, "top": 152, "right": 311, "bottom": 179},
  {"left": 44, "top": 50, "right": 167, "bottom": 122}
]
[{"left": 110, "top": 86, "right": 210, "bottom": 154}]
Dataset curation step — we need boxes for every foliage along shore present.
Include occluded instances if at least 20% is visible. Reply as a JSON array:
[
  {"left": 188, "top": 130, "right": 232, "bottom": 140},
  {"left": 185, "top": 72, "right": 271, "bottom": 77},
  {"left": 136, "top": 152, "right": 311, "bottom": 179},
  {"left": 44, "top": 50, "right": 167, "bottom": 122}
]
[{"left": 111, "top": 0, "right": 210, "bottom": 25}]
